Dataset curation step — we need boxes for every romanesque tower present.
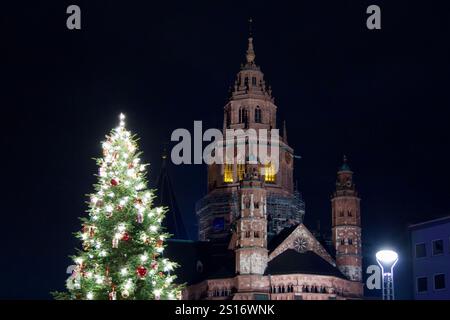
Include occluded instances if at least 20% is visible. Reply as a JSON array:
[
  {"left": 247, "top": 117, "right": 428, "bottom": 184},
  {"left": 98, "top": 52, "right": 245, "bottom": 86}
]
[
  {"left": 235, "top": 169, "right": 268, "bottom": 275},
  {"left": 196, "top": 31, "right": 305, "bottom": 242},
  {"left": 331, "top": 156, "right": 362, "bottom": 282}
]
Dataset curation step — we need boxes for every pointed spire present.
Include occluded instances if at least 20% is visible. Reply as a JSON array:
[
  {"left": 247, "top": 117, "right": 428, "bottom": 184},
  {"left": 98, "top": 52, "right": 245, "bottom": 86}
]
[
  {"left": 339, "top": 155, "right": 351, "bottom": 171},
  {"left": 246, "top": 18, "right": 256, "bottom": 63},
  {"left": 161, "top": 146, "right": 168, "bottom": 168},
  {"left": 283, "top": 120, "right": 288, "bottom": 143}
]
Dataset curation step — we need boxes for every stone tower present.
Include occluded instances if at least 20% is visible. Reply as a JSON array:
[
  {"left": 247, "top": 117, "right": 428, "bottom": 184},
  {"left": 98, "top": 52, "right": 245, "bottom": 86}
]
[
  {"left": 235, "top": 168, "right": 268, "bottom": 275},
  {"left": 331, "top": 156, "right": 362, "bottom": 282},
  {"left": 196, "top": 32, "right": 304, "bottom": 242}
]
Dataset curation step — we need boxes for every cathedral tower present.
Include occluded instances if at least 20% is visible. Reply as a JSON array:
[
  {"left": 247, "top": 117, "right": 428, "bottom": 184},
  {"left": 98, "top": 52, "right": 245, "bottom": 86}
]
[
  {"left": 196, "top": 31, "right": 304, "bottom": 242},
  {"left": 331, "top": 156, "right": 362, "bottom": 282},
  {"left": 235, "top": 168, "right": 268, "bottom": 275}
]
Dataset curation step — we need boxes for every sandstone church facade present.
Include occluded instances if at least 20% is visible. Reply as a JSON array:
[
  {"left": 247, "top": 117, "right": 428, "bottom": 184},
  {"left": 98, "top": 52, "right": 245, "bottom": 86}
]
[{"left": 166, "top": 34, "right": 364, "bottom": 300}]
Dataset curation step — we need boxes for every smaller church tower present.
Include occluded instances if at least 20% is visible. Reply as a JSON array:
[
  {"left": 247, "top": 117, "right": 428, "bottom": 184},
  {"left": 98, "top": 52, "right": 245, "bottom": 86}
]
[
  {"left": 331, "top": 156, "right": 362, "bottom": 282},
  {"left": 235, "top": 167, "right": 268, "bottom": 275}
]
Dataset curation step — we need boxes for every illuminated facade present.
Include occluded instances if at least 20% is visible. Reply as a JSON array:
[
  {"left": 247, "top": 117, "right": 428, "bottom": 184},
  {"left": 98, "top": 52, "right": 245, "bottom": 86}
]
[
  {"left": 196, "top": 35, "right": 305, "bottom": 241},
  {"left": 166, "top": 33, "right": 364, "bottom": 300}
]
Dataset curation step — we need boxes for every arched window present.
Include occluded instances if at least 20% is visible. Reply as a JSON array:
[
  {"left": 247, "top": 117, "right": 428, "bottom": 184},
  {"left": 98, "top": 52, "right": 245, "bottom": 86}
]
[
  {"left": 339, "top": 211, "right": 344, "bottom": 217},
  {"left": 254, "top": 231, "right": 260, "bottom": 238},
  {"left": 255, "top": 106, "right": 262, "bottom": 123},
  {"left": 341, "top": 238, "right": 345, "bottom": 245},
  {"left": 224, "top": 164, "right": 233, "bottom": 183},
  {"left": 237, "top": 163, "right": 245, "bottom": 181},
  {"left": 239, "top": 107, "right": 243, "bottom": 123},
  {"left": 252, "top": 77, "right": 257, "bottom": 86},
  {"left": 245, "top": 231, "right": 251, "bottom": 238},
  {"left": 242, "top": 108, "right": 248, "bottom": 124},
  {"left": 348, "top": 238, "right": 353, "bottom": 245},
  {"left": 264, "top": 162, "right": 276, "bottom": 183},
  {"left": 347, "top": 210, "right": 352, "bottom": 217},
  {"left": 226, "top": 109, "right": 231, "bottom": 127}
]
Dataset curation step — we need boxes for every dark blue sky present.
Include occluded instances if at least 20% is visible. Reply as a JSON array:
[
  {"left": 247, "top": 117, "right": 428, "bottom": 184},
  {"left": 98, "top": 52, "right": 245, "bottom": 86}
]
[{"left": 3, "top": 0, "right": 450, "bottom": 299}]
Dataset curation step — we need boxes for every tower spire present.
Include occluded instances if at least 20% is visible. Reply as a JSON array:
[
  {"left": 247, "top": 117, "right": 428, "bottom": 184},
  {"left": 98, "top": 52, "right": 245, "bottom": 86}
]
[
  {"left": 283, "top": 120, "right": 288, "bottom": 143},
  {"left": 246, "top": 18, "right": 256, "bottom": 63}
]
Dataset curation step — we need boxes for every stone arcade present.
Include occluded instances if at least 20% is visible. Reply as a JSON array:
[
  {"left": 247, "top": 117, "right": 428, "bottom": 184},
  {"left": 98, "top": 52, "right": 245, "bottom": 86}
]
[{"left": 165, "top": 33, "right": 363, "bottom": 300}]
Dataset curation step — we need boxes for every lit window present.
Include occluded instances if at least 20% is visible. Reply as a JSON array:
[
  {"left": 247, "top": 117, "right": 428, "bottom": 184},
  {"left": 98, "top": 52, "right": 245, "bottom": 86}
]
[
  {"left": 264, "top": 163, "right": 276, "bottom": 183},
  {"left": 433, "top": 240, "right": 444, "bottom": 255},
  {"left": 434, "top": 274, "right": 446, "bottom": 290},
  {"left": 237, "top": 163, "right": 245, "bottom": 181},
  {"left": 415, "top": 243, "right": 426, "bottom": 258},
  {"left": 224, "top": 164, "right": 233, "bottom": 183}
]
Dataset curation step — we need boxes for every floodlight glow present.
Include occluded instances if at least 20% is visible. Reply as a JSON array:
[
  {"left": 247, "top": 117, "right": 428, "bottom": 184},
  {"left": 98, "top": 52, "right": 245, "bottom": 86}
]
[
  {"left": 376, "top": 249, "right": 399, "bottom": 300},
  {"left": 376, "top": 250, "right": 398, "bottom": 269}
]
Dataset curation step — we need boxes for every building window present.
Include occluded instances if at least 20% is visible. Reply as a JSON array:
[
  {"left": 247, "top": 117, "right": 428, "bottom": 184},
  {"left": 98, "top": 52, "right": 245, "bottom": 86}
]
[
  {"left": 245, "top": 231, "right": 251, "bottom": 238},
  {"left": 212, "top": 217, "right": 225, "bottom": 232},
  {"left": 348, "top": 238, "right": 353, "bottom": 245},
  {"left": 237, "top": 163, "right": 245, "bottom": 181},
  {"left": 417, "top": 277, "right": 428, "bottom": 293},
  {"left": 255, "top": 106, "right": 262, "bottom": 123},
  {"left": 339, "top": 211, "right": 344, "bottom": 217},
  {"left": 254, "top": 231, "right": 260, "bottom": 238},
  {"left": 434, "top": 274, "right": 446, "bottom": 290},
  {"left": 340, "top": 239, "right": 345, "bottom": 245},
  {"left": 415, "top": 243, "right": 427, "bottom": 258},
  {"left": 264, "top": 162, "right": 276, "bottom": 183},
  {"left": 224, "top": 164, "right": 233, "bottom": 183},
  {"left": 252, "top": 77, "right": 257, "bottom": 86},
  {"left": 226, "top": 109, "right": 231, "bottom": 127},
  {"left": 433, "top": 239, "right": 444, "bottom": 255},
  {"left": 347, "top": 210, "right": 352, "bottom": 217}
]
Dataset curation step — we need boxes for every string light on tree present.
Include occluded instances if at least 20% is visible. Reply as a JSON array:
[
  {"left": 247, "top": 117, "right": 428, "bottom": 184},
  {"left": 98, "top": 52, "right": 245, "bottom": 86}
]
[{"left": 53, "top": 113, "right": 181, "bottom": 300}]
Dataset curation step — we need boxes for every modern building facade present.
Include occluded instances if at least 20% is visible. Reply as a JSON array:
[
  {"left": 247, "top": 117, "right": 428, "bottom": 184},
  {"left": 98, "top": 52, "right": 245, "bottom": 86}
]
[{"left": 409, "top": 215, "right": 450, "bottom": 300}]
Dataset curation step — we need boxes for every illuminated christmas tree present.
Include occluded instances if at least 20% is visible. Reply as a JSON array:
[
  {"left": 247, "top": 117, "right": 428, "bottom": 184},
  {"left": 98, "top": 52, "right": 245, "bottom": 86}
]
[{"left": 54, "top": 114, "right": 180, "bottom": 300}]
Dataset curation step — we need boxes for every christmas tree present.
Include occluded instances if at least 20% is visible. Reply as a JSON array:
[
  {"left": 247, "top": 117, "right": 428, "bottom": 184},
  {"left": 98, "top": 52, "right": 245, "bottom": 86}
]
[{"left": 54, "top": 114, "right": 181, "bottom": 300}]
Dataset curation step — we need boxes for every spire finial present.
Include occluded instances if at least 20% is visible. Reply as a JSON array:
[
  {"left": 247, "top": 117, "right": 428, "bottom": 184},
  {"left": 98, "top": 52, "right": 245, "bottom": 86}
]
[
  {"left": 339, "top": 155, "right": 351, "bottom": 172},
  {"left": 246, "top": 18, "right": 255, "bottom": 63}
]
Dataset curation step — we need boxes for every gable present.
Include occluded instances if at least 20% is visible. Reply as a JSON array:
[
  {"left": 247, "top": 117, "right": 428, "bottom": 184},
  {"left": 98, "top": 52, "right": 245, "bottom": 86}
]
[{"left": 268, "top": 224, "right": 336, "bottom": 266}]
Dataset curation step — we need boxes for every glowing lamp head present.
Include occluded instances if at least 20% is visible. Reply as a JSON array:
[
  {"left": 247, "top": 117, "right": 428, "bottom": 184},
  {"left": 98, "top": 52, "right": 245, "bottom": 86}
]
[{"left": 376, "top": 249, "right": 399, "bottom": 271}]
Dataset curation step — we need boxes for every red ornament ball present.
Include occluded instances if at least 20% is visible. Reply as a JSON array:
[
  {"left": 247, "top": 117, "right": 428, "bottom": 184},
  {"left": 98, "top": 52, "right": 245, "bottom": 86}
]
[
  {"left": 136, "top": 266, "right": 147, "bottom": 278},
  {"left": 110, "top": 178, "right": 118, "bottom": 186},
  {"left": 121, "top": 232, "right": 130, "bottom": 241}
]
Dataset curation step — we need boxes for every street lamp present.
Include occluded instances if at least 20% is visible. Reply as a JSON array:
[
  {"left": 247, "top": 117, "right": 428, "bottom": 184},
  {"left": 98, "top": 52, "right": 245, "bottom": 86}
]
[{"left": 376, "top": 249, "right": 399, "bottom": 300}]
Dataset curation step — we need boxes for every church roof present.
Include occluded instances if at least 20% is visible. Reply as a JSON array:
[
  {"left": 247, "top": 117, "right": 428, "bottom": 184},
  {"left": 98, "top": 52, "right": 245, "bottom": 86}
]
[
  {"left": 164, "top": 239, "right": 235, "bottom": 285},
  {"left": 267, "top": 224, "right": 298, "bottom": 252},
  {"left": 265, "top": 249, "right": 345, "bottom": 278}
]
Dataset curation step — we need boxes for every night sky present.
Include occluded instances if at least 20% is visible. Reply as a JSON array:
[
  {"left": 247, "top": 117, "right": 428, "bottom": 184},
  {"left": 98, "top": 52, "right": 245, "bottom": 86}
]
[{"left": 3, "top": 0, "right": 450, "bottom": 299}]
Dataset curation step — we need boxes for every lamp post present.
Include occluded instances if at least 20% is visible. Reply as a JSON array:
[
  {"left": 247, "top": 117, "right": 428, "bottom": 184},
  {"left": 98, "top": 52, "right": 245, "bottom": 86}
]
[{"left": 376, "top": 250, "right": 399, "bottom": 300}]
